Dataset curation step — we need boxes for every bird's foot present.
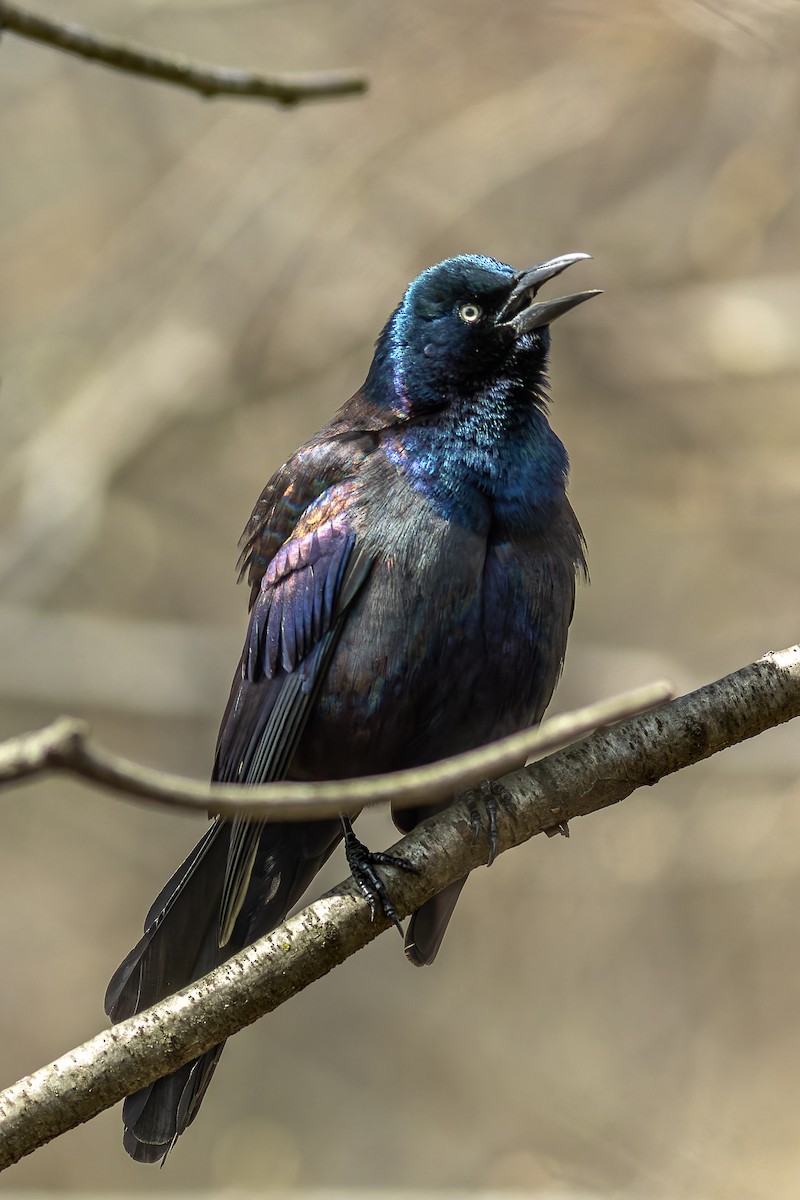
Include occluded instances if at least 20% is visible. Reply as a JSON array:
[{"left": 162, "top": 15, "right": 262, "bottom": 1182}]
[
  {"left": 544, "top": 819, "right": 570, "bottom": 838},
  {"left": 466, "top": 779, "right": 512, "bottom": 867},
  {"left": 341, "top": 818, "right": 415, "bottom": 933}
]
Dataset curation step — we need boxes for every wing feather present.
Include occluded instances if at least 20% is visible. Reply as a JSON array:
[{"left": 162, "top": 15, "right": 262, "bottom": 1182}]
[{"left": 215, "top": 494, "right": 372, "bottom": 946}]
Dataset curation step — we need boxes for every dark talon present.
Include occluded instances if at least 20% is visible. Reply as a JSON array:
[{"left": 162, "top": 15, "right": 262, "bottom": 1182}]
[
  {"left": 465, "top": 779, "right": 510, "bottom": 866},
  {"left": 544, "top": 820, "right": 570, "bottom": 838},
  {"left": 469, "top": 797, "right": 482, "bottom": 841},
  {"left": 340, "top": 817, "right": 415, "bottom": 932}
]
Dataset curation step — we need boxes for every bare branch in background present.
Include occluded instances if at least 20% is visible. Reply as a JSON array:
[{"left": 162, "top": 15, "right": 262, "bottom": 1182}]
[
  {"left": 0, "top": 682, "right": 673, "bottom": 818},
  {"left": 0, "top": 645, "right": 798, "bottom": 1168},
  {"left": 0, "top": 1, "right": 367, "bottom": 105}
]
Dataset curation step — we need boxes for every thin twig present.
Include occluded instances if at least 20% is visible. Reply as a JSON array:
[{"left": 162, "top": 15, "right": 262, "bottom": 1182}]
[
  {"left": 0, "top": 646, "right": 797, "bottom": 1168},
  {"left": 0, "top": 1, "right": 367, "bottom": 105},
  {"left": 0, "top": 682, "right": 673, "bottom": 818}
]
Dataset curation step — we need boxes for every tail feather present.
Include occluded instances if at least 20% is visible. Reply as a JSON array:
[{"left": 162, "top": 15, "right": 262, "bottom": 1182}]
[
  {"left": 108, "top": 819, "right": 342, "bottom": 1162},
  {"left": 121, "top": 1045, "right": 225, "bottom": 1164},
  {"left": 404, "top": 877, "right": 468, "bottom": 967},
  {"left": 105, "top": 822, "right": 228, "bottom": 1021}
]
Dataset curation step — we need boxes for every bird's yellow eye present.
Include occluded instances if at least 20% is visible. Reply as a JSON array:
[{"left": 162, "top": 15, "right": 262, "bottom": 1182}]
[{"left": 458, "top": 303, "right": 482, "bottom": 324}]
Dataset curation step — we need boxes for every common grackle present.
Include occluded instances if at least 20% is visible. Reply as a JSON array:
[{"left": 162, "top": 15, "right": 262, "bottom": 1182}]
[{"left": 105, "top": 252, "right": 598, "bottom": 1162}]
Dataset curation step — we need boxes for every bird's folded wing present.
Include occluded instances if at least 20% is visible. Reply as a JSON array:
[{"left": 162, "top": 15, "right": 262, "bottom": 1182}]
[{"left": 215, "top": 485, "right": 373, "bottom": 946}]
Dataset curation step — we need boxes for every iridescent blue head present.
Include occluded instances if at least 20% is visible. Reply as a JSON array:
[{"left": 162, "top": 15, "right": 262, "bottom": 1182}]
[{"left": 367, "top": 252, "right": 600, "bottom": 418}]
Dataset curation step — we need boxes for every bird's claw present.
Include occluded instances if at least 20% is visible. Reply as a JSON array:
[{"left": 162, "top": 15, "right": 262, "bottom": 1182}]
[
  {"left": 466, "top": 779, "right": 511, "bottom": 866},
  {"left": 342, "top": 825, "right": 415, "bottom": 933}
]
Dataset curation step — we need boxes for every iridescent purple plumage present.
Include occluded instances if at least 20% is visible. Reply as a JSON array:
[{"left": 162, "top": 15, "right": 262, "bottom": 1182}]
[{"left": 105, "top": 252, "right": 597, "bottom": 1162}]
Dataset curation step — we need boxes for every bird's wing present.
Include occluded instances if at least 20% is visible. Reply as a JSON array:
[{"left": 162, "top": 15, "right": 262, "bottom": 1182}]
[
  {"left": 237, "top": 419, "right": 377, "bottom": 604},
  {"left": 106, "top": 431, "right": 375, "bottom": 1022},
  {"left": 207, "top": 410, "right": 382, "bottom": 944},
  {"left": 214, "top": 474, "right": 373, "bottom": 946}
]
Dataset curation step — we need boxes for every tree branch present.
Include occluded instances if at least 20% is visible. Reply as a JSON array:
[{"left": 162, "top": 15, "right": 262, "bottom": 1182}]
[
  {"left": 0, "top": 1, "right": 367, "bottom": 105},
  {"left": 0, "top": 682, "right": 671, "bottom": 819},
  {"left": 0, "top": 645, "right": 798, "bottom": 1169}
]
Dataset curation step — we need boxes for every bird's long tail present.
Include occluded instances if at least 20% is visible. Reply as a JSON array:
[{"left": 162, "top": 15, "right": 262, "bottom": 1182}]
[{"left": 105, "top": 817, "right": 340, "bottom": 1163}]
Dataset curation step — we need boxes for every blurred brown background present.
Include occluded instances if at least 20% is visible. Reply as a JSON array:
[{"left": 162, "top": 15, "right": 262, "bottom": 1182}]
[{"left": 2, "top": 0, "right": 800, "bottom": 1195}]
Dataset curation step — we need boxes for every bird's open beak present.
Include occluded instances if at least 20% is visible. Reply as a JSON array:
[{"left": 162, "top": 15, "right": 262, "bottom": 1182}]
[{"left": 498, "top": 252, "right": 601, "bottom": 335}]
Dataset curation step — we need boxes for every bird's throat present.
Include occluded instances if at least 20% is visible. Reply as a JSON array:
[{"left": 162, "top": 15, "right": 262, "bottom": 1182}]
[{"left": 381, "top": 385, "right": 569, "bottom": 535}]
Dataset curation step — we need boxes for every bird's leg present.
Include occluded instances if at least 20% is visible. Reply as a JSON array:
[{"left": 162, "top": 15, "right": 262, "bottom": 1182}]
[
  {"left": 465, "top": 779, "right": 514, "bottom": 867},
  {"left": 467, "top": 778, "right": 571, "bottom": 861},
  {"left": 340, "top": 816, "right": 415, "bottom": 933}
]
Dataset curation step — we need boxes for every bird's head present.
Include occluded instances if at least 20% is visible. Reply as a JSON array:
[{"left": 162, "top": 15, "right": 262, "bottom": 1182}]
[{"left": 372, "top": 253, "right": 600, "bottom": 418}]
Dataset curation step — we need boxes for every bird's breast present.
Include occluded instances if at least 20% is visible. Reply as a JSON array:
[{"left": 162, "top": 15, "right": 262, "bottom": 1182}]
[
  {"left": 292, "top": 475, "right": 575, "bottom": 779},
  {"left": 379, "top": 408, "right": 569, "bottom": 539}
]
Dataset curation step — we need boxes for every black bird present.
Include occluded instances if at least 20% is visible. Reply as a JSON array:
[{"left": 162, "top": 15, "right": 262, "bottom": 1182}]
[{"left": 105, "top": 251, "right": 597, "bottom": 1162}]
